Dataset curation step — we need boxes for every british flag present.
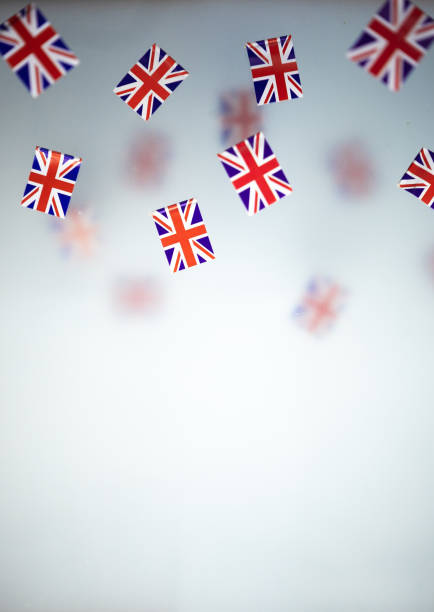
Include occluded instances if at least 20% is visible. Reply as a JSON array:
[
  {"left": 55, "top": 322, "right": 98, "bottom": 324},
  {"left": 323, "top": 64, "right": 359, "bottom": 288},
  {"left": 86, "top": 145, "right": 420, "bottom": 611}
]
[
  {"left": 246, "top": 35, "right": 303, "bottom": 105},
  {"left": 217, "top": 132, "right": 292, "bottom": 215},
  {"left": 153, "top": 198, "right": 215, "bottom": 273},
  {"left": 0, "top": 3, "right": 79, "bottom": 98},
  {"left": 219, "top": 88, "right": 263, "bottom": 145},
  {"left": 114, "top": 277, "right": 162, "bottom": 315},
  {"left": 347, "top": 0, "right": 434, "bottom": 92},
  {"left": 328, "top": 139, "right": 375, "bottom": 198},
  {"left": 398, "top": 147, "right": 434, "bottom": 208},
  {"left": 125, "top": 132, "right": 170, "bottom": 188},
  {"left": 113, "top": 43, "right": 189, "bottom": 122},
  {"left": 293, "top": 278, "right": 347, "bottom": 335},
  {"left": 21, "top": 146, "right": 82, "bottom": 218},
  {"left": 51, "top": 208, "right": 97, "bottom": 257}
]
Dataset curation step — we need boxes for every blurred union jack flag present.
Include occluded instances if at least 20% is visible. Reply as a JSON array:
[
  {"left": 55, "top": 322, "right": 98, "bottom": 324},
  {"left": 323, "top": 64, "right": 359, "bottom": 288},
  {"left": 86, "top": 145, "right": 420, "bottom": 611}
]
[
  {"left": 293, "top": 278, "right": 347, "bottom": 335},
  {"left": 21, "top": 146, "right": 82, "bottom": 218},
  {"left": 0, "top": 3, "right": 79, "bottom": 98},
  {"left": 114, "top": 277, "right": 162, "bottom": 315},
  {"left": 219, "top": 88, "right": 263, "bottom": 145},
  {"left": 347, "top": 0, "right": 434, "bottom": 92},
  {"left": 114, "top": 43, "right": 189, "bottom": 121},
  {"left": 398, "top": 147, "right": 434, "bottom": 208},
  {"left": 217, "top": 132, "right": 292, "bottom": 215},
  {"left": 125, "top": 132, "right": 171, "bottom": 188},
  {"left": 328, "top": 139, "right": 375, "bottom": 198},
  {"left": 153, "top": 198, "right": 215, "bottom": 273},
  {"left": 246, "top": 35, "right": 303, "bottom": 105},
  {"left": 51, "top": 208, "right": 97, "bottom": 257}
]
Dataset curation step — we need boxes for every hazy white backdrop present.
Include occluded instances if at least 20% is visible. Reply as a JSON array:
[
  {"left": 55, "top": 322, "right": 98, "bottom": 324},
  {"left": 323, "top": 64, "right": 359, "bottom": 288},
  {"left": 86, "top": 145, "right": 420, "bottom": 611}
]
[{"left": 0, "top": 1, "right": 434, "bottom": 611}]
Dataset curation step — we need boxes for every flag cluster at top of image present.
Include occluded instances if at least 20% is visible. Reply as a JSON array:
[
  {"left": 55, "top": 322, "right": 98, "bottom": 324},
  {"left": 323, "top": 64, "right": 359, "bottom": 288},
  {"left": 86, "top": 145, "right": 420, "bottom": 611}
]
[{"left": 1, "top": 0, "right": 434, "bottom": 296}]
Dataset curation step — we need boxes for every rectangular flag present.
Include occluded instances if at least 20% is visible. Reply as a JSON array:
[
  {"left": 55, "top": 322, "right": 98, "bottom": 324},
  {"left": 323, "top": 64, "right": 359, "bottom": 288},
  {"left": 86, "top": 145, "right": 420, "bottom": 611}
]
[
  {"left": 0, "top": 3, "right": 79, "bottom": 98},
  {"left": 217, "top": 131, "right": 292, "bottom": 215},
  {"left": 153, "top": 198, "right": 215, "bottom": 273},
  {"left": 113, "top": 43, "right": 189, "bottom": 121},
  {"left": 346, "top": 0, "right": 434, "bottom": 92},
  {"left": 398, "top": 147, "right": 434, "bottom": 209},
  {"left": 246, "top": 35, "right": 303, "bottom": 105},
  {"left": 21, "top": 146, "right": 82, "bottom": 218}
]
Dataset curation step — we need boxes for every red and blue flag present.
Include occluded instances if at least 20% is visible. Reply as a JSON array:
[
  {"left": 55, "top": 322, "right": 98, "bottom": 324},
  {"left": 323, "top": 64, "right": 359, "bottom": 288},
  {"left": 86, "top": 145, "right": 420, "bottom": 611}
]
[{"left": 0, "top": 3, "right": 79, "bottom": 98}]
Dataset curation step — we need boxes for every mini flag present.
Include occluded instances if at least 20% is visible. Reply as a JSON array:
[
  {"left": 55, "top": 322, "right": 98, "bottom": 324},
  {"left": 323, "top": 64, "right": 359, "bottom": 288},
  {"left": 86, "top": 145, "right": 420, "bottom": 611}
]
[
  {"left": 153, "top": 198, "right": 215, "bottom": 273},
  {"left": 114, "top": 277, "right": 162, "bottom": 315},
  {"left": 246, "top": 35, "right": 303, "bottom": 105},
  {"left": 328, "top": 140, "right": 375, "bottom": 198},
  {"left": 113, "top": 43, "right": 189, "bottom": 122},
  {"left": 398, "top": 147, "right": 434, "bottom": 209},
  {"left": 125, "top": 132, "right": 170, "bottom": 188},
  {"left": 0, "top": 3, "right": 79, "bottom": 98},
  {"left": 219, "top": 88, "right": 263, "bottom": 145},
  {"left": 217, "top": 131, "right": 292, "bottom": 215},
  {"left": 293, "top": 278, "right": 347, "bottom": 335},
  {"left": 21, "top": 146, "right": 82, "bottom": 218},
  {"left": 51, "top": 208, "right": 97, "bottom": 257},
  {"left": 346, "top": 0, "right": 434, "bottom": 92}
]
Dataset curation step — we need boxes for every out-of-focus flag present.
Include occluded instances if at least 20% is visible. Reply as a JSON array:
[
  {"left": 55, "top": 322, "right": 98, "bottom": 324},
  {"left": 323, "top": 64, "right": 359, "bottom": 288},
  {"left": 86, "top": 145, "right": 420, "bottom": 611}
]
[
  {"left": 246, "top": 35, "right": 303, "bottom": 105},
  {"left": 51, "top": 208, "right": 97, "bottom": 258},
  {"left": 219, "top": 88, "right": 263, "bottom": 145},
  {"left": 152, "top": 198, "right": 215, "bottom": 273},
  {"left": 0, "top": 3, "right": 79, "bottom": 98},
  {"left": 328, "top": 140, "right": 375, "bottom": 198},
  {"left": 125, "top": 132, "right": 170, "bottom": 188},
  {"left": 217, "top": 131, "right": 292, "bottom": 215},
  {"left": 346, "top": 0, "right": 434, "bottom": 92},
  {"left": 21, "top": 146, "right": 82, "bottom": 218},
  {"left": 113, "top": 43, "right": 189, "bottom": 122},
  {"left": 293, "top": 277, "right": 347, "bottom": 335},
  {"left": 114, "top": 276, "right": 162, "bottom": 315},
  {"left": 398, "top": 147, "right": 434, "bottom": 209}
]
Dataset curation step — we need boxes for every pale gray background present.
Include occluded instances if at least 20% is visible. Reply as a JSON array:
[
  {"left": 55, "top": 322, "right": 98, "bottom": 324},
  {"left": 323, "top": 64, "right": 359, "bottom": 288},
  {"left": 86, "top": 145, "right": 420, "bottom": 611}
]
[{"left": 0, "top": 1, "right": 434, "bottom": 611}]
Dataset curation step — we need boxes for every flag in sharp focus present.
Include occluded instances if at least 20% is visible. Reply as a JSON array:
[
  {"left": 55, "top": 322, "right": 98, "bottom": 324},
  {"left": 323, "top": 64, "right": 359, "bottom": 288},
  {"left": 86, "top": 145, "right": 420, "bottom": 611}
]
[
  {"left": 153, "top": 198, "right": 215, "bottom": 273},
  {"left": 293, "top": 277, "right": 347, "bottom": 335},
  {"left": 246, "top": 35, "right": 303, "bottom": 105},
  {"left": 51, "top": 208, "right": 97, "bottom": 257},
  {"left": 219, "top": 88, "right": 263, "bottom": 145},
  {"left": 0, "top": 3, "right": 79, "bottom": 98},
  {"left": 217, "top": 131, "right": 292, "bottom": 215},
  {"left": 346, "top": 0, "right": 434, "bottom": 92},
  {"left": 398, "top": 147, "right": 434, "bottom": 209},
  {"left": 125, "top": 132, "right": 171, "bottom": 188},
  {"left": 113, "top": 43, "right": 189, "bottom": 122},
  {"left": 21, "top": 146, "right": 82, "bottom": 218}
]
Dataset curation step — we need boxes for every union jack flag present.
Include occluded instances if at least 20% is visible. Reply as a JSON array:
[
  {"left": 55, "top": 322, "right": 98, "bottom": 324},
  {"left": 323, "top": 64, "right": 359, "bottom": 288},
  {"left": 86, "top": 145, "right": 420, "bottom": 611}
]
[
  {"left": 51, "top": 208, "right": 97, "bottom": 257},
  {"left": 398, "top": 147, "right": 434, "bottom": 208},
  {"left": 153, "top": 198, "right": 215, "bottom": 273},
  {"left": 219, "top": 88, "right": 263, "bottom": 145},
  {"left": 113, "top": 43, "right": 189, "bottom": 122},
  {"left": 0, "top": 3, "right": 79, "bottom": 98},
  {"left": 246, "top": 35, "right": 303, "bottom": 105},
  {"left": 293, "top": 278, "right": 347, "bottom": 335},
  {"left": 114, "top": 277, "right": 162, "bottom": 315},
  {"left": 21, "top": 146, "right": 82, "bottom": 218},
  {"left": 125, "top": 131, "right": 171, "bottom": 188},
  {"left": 346, "top": 0, "right": 434, "bottom": 92},
  {"left": 328, "top": 139, "right": 375, "bottom": 198},
  {"left": 217, "top": 132, "right": 292, "bottom": 215}
]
